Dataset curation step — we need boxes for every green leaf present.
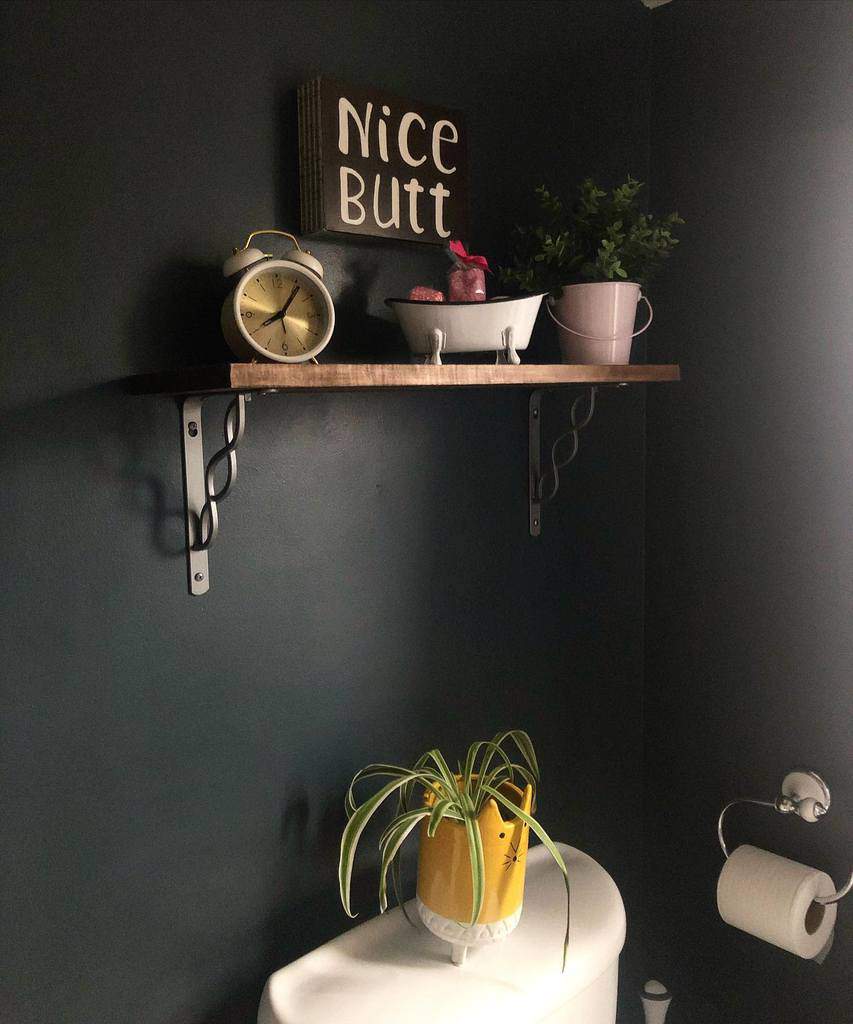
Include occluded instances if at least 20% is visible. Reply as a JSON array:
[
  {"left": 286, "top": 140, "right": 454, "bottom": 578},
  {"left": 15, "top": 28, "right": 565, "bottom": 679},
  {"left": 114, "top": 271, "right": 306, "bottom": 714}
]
[
  {"left": 462, "top": 740, "right": 484, "bottom": 791},
  {"left": 495, "top": 729, "right": 540, "bottom": 782},
  {"left": 346, "top": 763, "right": 446, "bottom": 819},
  {"left": 497, "top": 177, "right": 682, "bottom": 291},
  {"left": 427, "top": 797, "right": 461, "bottom": 838},
  {"left": 504, "top": 761, "right": 538, "bottom": 798},
  {"left": 461, "top": 806, "right": 486, "bottom": 926},
  {"left": 423, "top": 748, "right": 458, "bottom": 794},
  {"left": 378, "top": 808, "right": 430, "bottom": 913},
  {"left": 396, "top": 752, "right": 452, "bottom": 817},
  {"left": 474, "top": 764, "right": 512, "bottom": 809},
  {"left": 470, "top": 739, "right": 516, "bottom": 809},
  {"left": 345, "top": 763, "right": 408, "bottom": 816},
  {"left": 340, "top": 772, "right": 424, "bottom": 917}
]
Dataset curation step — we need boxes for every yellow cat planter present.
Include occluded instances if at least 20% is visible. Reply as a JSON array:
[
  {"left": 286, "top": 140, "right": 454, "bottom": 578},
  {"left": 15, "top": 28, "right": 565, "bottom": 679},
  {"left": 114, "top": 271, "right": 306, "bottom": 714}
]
[
  {"left": 338, "top": 732, "right": 570, "bottom": 970},
  {"left": 416, "top": 779, "right": 533, "bottom": 965}
]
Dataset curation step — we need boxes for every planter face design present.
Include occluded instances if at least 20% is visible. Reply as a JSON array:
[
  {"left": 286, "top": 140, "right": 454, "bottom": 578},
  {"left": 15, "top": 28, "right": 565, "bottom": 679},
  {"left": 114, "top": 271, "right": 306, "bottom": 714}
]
[{"left": 416, "top": 779, "right": 533, "bottom": 957}]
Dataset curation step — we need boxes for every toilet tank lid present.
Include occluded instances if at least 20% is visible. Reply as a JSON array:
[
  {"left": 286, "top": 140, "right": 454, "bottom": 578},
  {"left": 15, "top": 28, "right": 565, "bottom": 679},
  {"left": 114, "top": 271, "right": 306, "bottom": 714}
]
[{"left": 258, "top": 843, "right": 626, "bottom": 1024}]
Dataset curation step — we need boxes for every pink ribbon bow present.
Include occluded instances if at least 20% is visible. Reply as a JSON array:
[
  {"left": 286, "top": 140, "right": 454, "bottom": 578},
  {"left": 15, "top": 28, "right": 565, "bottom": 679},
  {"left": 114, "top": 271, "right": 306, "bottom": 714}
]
[{"left": 449, "top": 240, "right": 491, "bottom": 273}]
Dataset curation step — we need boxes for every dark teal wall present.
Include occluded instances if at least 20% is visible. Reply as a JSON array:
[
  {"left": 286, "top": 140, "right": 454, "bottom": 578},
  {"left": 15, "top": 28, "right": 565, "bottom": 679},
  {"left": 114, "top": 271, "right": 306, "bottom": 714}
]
[
  {"left": 645, "top": 3, "right": 853, "bottom": 1021},
  {"left": 0, "top": 3, "right": 651, "bottom": 1022}
]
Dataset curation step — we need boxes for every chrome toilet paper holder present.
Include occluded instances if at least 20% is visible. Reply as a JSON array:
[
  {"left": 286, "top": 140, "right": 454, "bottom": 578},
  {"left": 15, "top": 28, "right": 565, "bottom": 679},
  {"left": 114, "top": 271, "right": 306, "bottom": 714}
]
[{"left": 718, "top": 768, "right": 852, "bottom": 906}]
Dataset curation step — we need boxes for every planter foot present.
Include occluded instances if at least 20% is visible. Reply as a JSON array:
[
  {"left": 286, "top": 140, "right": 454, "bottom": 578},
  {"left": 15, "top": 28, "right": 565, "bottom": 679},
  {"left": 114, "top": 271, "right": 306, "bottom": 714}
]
[{"left": 450, "top": 943, "right": 467, "bottom": 966}]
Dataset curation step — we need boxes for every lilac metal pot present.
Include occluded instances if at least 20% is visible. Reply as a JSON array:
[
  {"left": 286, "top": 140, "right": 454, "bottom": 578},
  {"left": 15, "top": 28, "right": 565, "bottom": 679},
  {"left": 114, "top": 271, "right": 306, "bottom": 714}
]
[{"left": 547, "top": 282, "right": 653, "bottom": 364}]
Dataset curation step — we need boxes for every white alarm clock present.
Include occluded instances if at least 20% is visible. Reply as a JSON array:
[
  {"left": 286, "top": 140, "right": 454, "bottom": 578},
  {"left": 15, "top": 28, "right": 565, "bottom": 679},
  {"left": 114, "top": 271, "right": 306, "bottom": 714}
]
[{"left": 221, "top": 229, "right": 335, "bottom": 362}]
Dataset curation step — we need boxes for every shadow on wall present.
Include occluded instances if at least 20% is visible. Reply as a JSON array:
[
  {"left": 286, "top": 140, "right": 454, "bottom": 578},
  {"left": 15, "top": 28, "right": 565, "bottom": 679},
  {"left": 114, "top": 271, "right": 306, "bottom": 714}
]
[
  {"left": 276, "top": 88, "right": 300, "bottom": 234},
  {"left": 0, "top": 383, "right": 186, "bottom": 561},
  {"left": 130, "top": 247, "right": 407, "bottom": 369},
  {"left": 194, "top": 791, "right": 410, "bottom": 1024},
  {"left": 129, "top": 259, "right": 232, "bottom": 371},
  {"left": 334, "top": 256, "right": 403, "bottom": 362},
  {"left": 1, "top": 385, "right": 424, "bottom": 1024}
]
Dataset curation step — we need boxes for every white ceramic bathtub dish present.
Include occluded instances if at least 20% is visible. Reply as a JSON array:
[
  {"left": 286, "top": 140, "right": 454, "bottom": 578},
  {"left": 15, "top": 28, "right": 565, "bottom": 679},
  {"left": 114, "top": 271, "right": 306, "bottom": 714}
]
[{"left": 386, "top": 293, "right": 545, "bottom": 365}]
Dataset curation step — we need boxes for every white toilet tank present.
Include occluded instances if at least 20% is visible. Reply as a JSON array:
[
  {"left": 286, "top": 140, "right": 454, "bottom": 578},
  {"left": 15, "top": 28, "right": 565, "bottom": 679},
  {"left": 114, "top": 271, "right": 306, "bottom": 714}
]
[{"left": 258, "top": 843, "right": 625, "bottom": 1024}]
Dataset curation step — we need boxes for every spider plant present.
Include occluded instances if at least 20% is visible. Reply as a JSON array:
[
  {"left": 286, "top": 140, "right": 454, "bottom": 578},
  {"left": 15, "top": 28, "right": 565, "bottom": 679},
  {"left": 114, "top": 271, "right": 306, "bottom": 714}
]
[
  {"left": 338, "top": 730, "right": 571, "bottom": 969},
  {"left": 499, "top": 177, "right": 683, "bottom": 294}
]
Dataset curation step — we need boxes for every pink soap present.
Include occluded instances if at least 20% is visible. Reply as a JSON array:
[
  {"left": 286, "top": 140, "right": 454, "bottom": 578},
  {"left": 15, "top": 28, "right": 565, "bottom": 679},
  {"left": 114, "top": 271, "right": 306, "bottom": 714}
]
[
  {"left": 408, "top": 286, "right": 445, "bottom": 302},
  {"left": 447, "top": 266, "right": 486, "bottom": 302}
]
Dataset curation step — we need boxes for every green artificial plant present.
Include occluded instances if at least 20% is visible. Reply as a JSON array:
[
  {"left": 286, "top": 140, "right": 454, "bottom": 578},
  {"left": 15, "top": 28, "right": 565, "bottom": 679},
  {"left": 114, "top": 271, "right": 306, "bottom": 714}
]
[
  {"left": 338, "top": 729, "right": 571, "bottom": 969},
  {"left": 499, "top": 176, "right": 683, "bottom": 295}
]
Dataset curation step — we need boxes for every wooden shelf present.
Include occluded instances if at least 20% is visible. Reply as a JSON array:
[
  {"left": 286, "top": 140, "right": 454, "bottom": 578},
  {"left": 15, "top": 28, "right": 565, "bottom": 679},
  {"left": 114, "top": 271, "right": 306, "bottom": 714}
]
[
  {"left": 133, "top": 360, "right": 680, "bottom": 594},
  {"left": 127, "top": 362, "right": 680, "bottom": 395}
]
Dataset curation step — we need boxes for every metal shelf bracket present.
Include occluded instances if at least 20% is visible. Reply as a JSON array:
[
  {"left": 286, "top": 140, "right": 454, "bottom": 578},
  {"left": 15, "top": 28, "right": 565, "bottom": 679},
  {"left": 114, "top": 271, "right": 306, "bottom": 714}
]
[
  {"left": 180, "top": 393, "right": 248, "bottom": 595},
  {"left": 528, "top": 386, "right": 598, "bottom": 537}
]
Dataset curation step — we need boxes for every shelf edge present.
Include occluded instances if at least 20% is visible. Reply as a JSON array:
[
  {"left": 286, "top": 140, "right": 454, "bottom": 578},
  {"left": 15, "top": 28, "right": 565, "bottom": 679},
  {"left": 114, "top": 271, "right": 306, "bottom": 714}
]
[{"left": 125, "top": 362, "right": 681, "bottom": 395}]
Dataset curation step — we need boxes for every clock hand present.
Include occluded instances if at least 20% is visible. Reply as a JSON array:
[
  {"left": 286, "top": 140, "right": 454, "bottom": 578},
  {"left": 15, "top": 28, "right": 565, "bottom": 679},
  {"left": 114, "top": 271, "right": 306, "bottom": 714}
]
[
  {"left": 278, "top": 285, "right": 300, "bottom": 318},
  {"left": 257, "top": 286, "right": 300, "bottom": 328}
]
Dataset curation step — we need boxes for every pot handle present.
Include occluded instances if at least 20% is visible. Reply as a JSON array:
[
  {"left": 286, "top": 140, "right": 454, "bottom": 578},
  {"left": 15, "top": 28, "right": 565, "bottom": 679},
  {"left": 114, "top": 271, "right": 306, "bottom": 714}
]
[{"left": 545, "top": 294, "right": 653, "bottom": 341}]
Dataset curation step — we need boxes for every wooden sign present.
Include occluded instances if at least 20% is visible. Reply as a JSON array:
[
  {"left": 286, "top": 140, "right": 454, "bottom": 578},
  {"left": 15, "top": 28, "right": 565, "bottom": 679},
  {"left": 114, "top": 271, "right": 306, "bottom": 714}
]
[{"left": 298, "top": 77, "right": 468, "bottom": 245}]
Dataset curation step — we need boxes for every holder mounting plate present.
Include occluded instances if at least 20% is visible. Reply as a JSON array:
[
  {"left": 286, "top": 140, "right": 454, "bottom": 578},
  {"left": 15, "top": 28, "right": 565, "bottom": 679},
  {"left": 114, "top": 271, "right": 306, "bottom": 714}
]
[{"left": 781, "top": 769, "right": 830, "bottom": 811}]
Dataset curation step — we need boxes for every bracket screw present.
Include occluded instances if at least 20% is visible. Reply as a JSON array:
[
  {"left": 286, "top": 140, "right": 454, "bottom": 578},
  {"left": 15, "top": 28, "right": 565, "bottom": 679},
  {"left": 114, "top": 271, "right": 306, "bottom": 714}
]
[
  {"left": 533, "top": 518, "right": 539, "bottom": 528},
  {"left": 187, "top": 422, "right": 199, "bottom": 437},
  {"left": 194, "top": 572, "right": 205, "bottom": 582},
  {"left": 533, "top": 408, "right": 539, "bottom": 418}
]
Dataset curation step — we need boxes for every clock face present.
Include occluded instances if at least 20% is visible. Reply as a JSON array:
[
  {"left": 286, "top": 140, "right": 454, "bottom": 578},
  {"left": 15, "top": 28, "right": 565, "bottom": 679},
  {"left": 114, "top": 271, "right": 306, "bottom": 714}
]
[{"left": 238, "top": 266, "right": 329, "bottom": 359}]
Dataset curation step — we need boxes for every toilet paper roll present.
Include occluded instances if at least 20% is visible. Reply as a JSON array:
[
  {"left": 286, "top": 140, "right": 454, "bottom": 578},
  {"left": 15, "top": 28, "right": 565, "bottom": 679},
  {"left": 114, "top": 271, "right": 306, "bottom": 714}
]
[{"left": 717, "top": 845, "right": 837, "bottom": 960}]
